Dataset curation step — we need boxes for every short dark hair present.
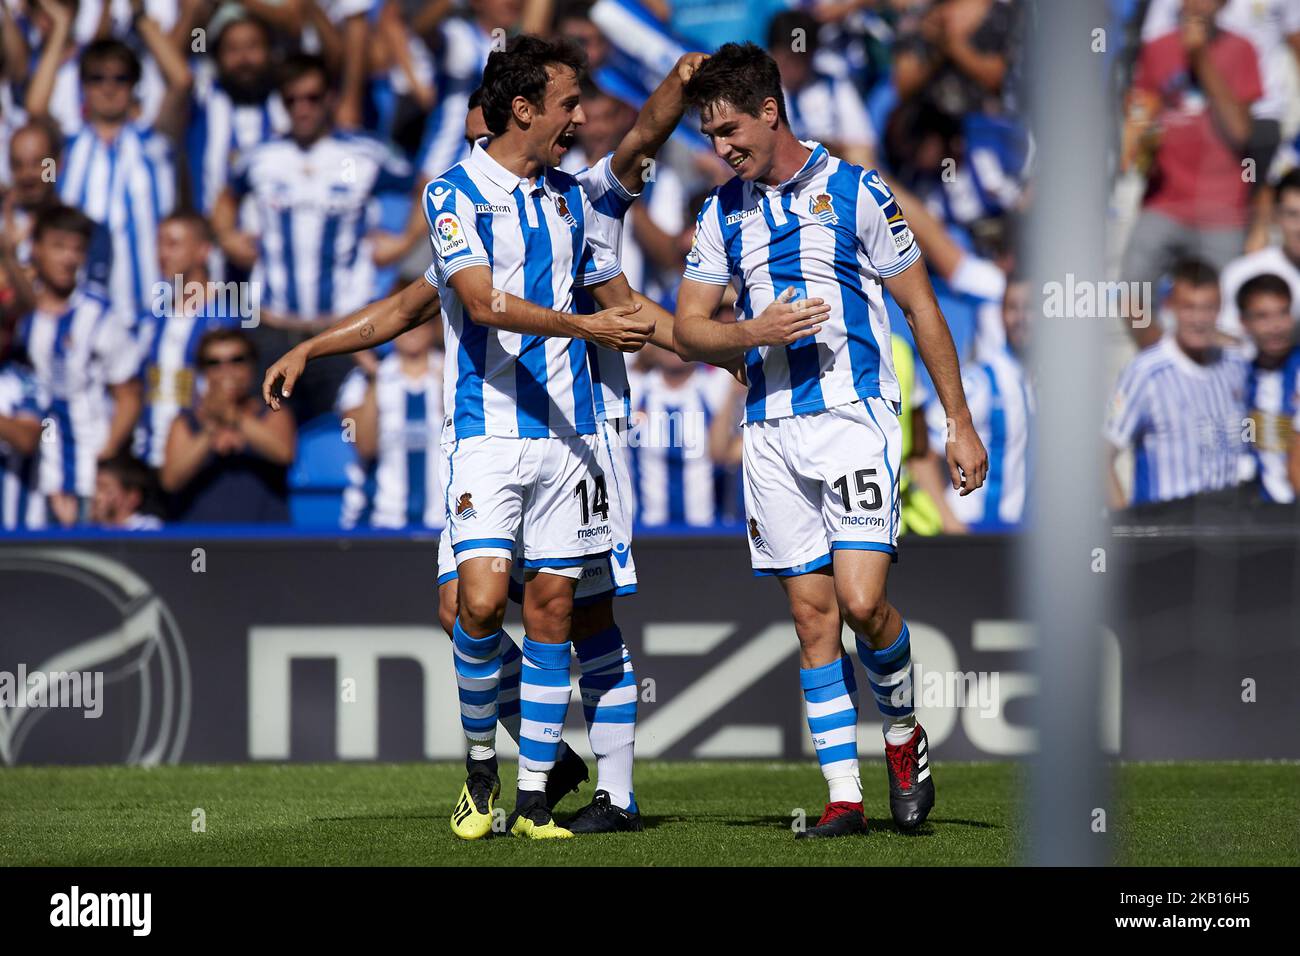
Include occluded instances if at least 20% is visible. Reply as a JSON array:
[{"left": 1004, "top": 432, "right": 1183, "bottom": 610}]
[
  {"left": 1276, "top": 167, "right": 1300, "bottom": 204},
  {"left": 33, "top": 204, "right": 94, "bottom": 243},
  {"left": 162, "top": 209, "right": 214, "bottom": 242},
  {"left": 1169, "top": 258, "right": 1219, "bottom": 289},
  {"left": 278, "top": 53, "right": 334, "bottom": 94},
  {"left": 767, "top": 9, "right": 820, "bottom": 56},
  {"left": 1237, "top": 272, "right": 1293, "bottom": 315},
  {"left": 79, "top": 38, "right": 142, "bottom": 87},
  {"left": 467, "top": 86, "right": 483, "bottom": 112},
  {"left": 479, "top": 34, "right": 587, "bottom": 137},
  {"left": 214, "top": 13, "right": 272, "bottom": 57},
  {"left": 98, "top": 453, "right": 152, "bottom": 500},
  {"left": 683, "top": 42, "right": 787, "bottom": 126},
  {"left": 197, "top": 327, "right": 255, "bottom": 364}
]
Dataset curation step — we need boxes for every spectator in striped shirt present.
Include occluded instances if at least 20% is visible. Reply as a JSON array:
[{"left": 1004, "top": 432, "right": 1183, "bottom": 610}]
[
  {"left": 133, "top": 210, "right": 242, "bottom": 469},
  {"left": 628, "top": 345, "right": 731, "bottom": 528},
  {"left": 1235, "top": 273, "right": 1300, "bottom": 503},
  {"left": 0, "top": 333, "right": 47, "bottom": 531},
  {"left": 918, "top": 277, "right": 1034, "bottom": 532},
  {"left": 167, "top": 12, "right": 288, "bottom": 217},
  {"left": 336, "top": 318, "right": 445, "bottom": 529},
  {"left": 16, "top": 205, "right": 142, "bottom": 526},
  {"left": 213, "top": 53, "right": 415, "bottom": 426},
  {"left": 28, "top": 26, "right": 190, "bottom": 314},
  {"left": 3, "top": 120, "right": 112, "bottom": 304},
  {"left": 767, "top": 9, "right": 877, "bottom": 171},
  {"left": 1106, "top": 259, "right": 1248, "bottom": 509}
]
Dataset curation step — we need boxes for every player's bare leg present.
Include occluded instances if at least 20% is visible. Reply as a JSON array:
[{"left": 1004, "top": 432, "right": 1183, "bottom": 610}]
[
  {"left": 564, "top": 597, "right": 642, "bottom": 833},
  {"left": 779, "top": 570, "right": 868, "bottom": 839},
  {"left": 506, "top": 569, "right": 581, "bottom": 839},
  {"left": 447, "top": 558, "right": 510, "bottom": 840},
  {"left": 834, "top": 549, "right": 934, "bottom": 831}
]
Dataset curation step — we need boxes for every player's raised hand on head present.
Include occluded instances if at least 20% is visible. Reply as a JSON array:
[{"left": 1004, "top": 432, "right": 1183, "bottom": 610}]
[
  {"left": 744, "top": 287, "right": 831, "bottom": 348},
  {"left": 945, "top": 415, "right": 988, "bottom": 497},
  {"left": 676, "top": 53, "right": 710, "bottom": 84},
  {"left": 584, "top": 301, "right": 656, "bottom": 353},
  {"left": 263, "top": 345, "right": 308, "bottom": 411}
]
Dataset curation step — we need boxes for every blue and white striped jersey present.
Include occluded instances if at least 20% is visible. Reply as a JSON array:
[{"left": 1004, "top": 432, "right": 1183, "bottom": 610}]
[
  {"left": 1243, "top": 346, "right": 1300, "bottom": 503},
  {"left": 367, "top": 352, "right": 444, "bottom": 528},
  {"left": 17, "top": 290, "right": 141, "bottom": 497},
  {"left": 570, "top": 155, "right": 641, "bottom": 422},
  {"left": 59, "top": 123, "right": 175, "bottom": 314},
  {"left": 230, "top": 132, "right": 414, "bottom": 321},
  {"left": 1105, "top": 337, "right": 1248, "bottom": 505},
  {"left": 629, "top": 367, "right": 730, "bottom": 526},
  {"left": 185, "top": 63, "right": 289, "bottom": 214},
  {"left": 132, "top": 305, "right": 242, "bottom": 467},
  {"left": 422, "top": 142, "right": 622, "bottom": 440},
  {"left": 683, "top": 143, "right": 920, "bottom": 423},
  {"left": 926, "top": 346, "right": 1034, "bottom": 529},
  {"left": 0, "top": 361, "right": 49, "bottom": 530},
  {"left": 416, "top": 16, "right": 495, "bottom": 179}
]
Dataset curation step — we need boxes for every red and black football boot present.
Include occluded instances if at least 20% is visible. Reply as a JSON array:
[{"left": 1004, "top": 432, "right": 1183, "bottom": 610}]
[
  {"left": 795, "top": 801, "right": 868, "bottom": 839},
  {"left": 884, "top": 723, "right": 935, "bottom": 831}
]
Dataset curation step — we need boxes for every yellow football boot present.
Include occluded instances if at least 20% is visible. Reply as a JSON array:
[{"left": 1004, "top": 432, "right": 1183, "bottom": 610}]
[{"left": 450, "top": 762, "right": 499, "bottom": 840}]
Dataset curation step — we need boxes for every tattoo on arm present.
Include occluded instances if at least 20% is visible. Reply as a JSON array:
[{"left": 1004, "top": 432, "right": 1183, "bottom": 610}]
[{"left": 359, "top": 322, "right": 375, "bottom": 340}]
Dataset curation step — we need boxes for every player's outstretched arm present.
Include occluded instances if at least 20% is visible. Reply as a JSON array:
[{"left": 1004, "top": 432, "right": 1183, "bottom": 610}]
[
  {"left": 262, "top": 276, "right": 441, "bottom": 410},
  {"left": 674, "top": 281, "right": 831, "bottom": 364},
  {"left": 609, "top": 53, "right": 710, "bottom": 195},
  {"left": 885, "top": 261, "right": 988, "bottom": 496},
  {"left": 449, "top": 264, "right": 655, "bottom": 353}
]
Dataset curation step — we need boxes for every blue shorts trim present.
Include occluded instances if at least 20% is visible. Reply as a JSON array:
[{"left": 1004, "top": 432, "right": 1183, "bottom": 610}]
[
  {"left": 831, "top": 541, "right": 898, "bottom": 563},
  {"left": 452, "top": 536, "right": 514, "bottom": 554},
  {"left": 437, "top": 570, "right": 458, "bottom": 586},
  {"left": 752, "top": 553, "right": 832, "bottom": 578},
  {"left": 520, "top": 550, "right": 610, "bottom": 569}
]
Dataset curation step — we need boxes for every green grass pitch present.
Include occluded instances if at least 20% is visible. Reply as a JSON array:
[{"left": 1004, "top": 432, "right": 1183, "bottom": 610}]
[{"left": 2, "top": 761, "right": 1296, "bottom": 866}]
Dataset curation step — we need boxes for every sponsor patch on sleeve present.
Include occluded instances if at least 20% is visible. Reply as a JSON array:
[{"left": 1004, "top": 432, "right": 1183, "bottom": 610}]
[{"left": 433, "top": 212, "right": 469, "bottom": 258}]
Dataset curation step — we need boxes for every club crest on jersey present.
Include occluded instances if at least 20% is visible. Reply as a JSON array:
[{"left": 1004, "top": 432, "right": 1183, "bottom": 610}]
[
  {"left": 434, "top": 213, "right": 468, "bottom": 257},
  {"left": 748, "top": 518, "right": 766, "bottom": 551},
  {"left": 553, "top": 194, "right": 577, "bottom": 228},
  {"left": 455, "top": 492, "right": 476, "bottom": 520},
  {"left": 809, "top": 192, "right": 838, "bottom": 225}
]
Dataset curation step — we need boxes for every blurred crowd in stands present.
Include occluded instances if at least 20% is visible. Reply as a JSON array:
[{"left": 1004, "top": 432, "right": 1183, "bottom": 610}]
[{"left": 0, "top": 0, "right": 1295, "bottom": 535}]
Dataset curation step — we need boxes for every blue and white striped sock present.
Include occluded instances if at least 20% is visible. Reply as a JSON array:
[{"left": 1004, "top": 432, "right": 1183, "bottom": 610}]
[
  {"left": 497, "top": 632, "right": 523, "bottom": 743},
  {"left": 857, "top": 622, "right": 917, "bottom": 745},
  {"left": 518, "top": 637, "right": 573, "bottom": 792},
  {"left": 452, "top": 616, "right": 502, "bottom": 759},
  {"left": 800, "top": 655, "right": 862, "bottom": 803},
  {"left": 575, "top": 626, "right": 638, "bottom": 811}
]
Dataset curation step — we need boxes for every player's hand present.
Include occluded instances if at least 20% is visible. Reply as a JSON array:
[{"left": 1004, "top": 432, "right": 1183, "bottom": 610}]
[
  {"left": 263, "top": 345, "right": 309, "bottom": 411},
  {"left": 583, "top": 301, "right": 655, "bottom": 353},
  {"left": 676, "top": 52, "right": 710, "bottom": 85},
  {"left": 945, "top": 414, "right": 988, "bottom": 497},
  {"left": 744, "top": 287, "right": 831, "bottom": 348}
]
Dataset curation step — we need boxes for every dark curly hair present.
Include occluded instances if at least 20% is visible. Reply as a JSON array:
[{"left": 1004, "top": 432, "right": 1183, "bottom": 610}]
[
  {"left": 683, "top": 42, "right": 787, "bottom": 125},
  {"left": 479, "top": 34, "right": 587, "bottom": 136}
]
